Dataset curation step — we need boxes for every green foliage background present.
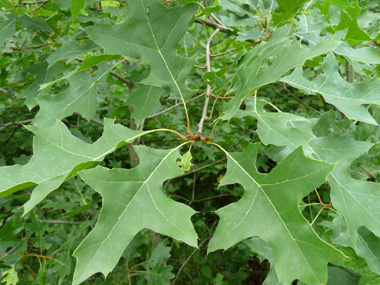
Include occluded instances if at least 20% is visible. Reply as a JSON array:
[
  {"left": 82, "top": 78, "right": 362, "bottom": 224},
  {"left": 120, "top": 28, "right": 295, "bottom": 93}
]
[{"left": 1, "top": 0, "right": 380, "bottom": 284}]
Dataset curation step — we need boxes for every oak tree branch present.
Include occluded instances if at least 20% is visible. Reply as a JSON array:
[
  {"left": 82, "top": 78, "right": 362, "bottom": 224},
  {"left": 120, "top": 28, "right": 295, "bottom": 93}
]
[{"left": 197, "top": 28, "right": 220, "bottom": 135}]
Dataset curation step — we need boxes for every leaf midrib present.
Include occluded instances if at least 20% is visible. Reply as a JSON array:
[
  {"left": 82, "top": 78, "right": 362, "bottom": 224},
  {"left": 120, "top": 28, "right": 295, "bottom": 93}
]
[
  {"left": 78, "top": 143, "right": 186, "bottom": 276},
  {"left": 330, "top": 173, "right": 380, "bottom": 227},
  {"left": 142, "top": 0, "right": 187, "bottom": 105},
  {"left": 0, "top": 18, "right": 16, "bottom": 33},
  {"left": 39, "top": 64, "right": 117, "bottom": 124},
  {"left": 282, "top": 76, "right": 380, "bottom": 104},
  {"left": 222, "top": 150, "right": 321, "bottom": 282},
  {"left": 0, "top": 127, "right": 148, "bottom": 191}
]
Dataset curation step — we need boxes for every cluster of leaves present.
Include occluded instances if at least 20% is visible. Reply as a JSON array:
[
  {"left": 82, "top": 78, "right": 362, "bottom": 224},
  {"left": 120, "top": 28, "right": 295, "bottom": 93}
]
[{"left": 1, "top": 0, "right": 380, "bottom": 284}]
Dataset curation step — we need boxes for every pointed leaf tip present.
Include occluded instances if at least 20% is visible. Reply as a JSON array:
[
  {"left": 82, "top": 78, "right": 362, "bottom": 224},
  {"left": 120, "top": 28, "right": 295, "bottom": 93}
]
[
  {"left": 209, "top": 146, "right": 340, "bottom": 284},
  {"left": 73, "top": 145, "right": 198, "bottom": 283}
]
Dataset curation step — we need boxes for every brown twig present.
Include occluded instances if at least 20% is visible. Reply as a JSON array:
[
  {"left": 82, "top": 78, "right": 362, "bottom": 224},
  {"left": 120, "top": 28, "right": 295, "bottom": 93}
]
[
  {"left": 171, "top": 221, "right": 217, "bottom": 284},
  {"left": 76, "top": 57, "right": 135, "bottom": 90},
  {"left": 282, "top": 83, "right": 320, "bottom": 114},
  {"left": 21, "top": 252, "right": 57, "bottom": 262},
  {"left": 0, "top": 114, "right": 17, "bottom": 124},
  {"left": 210, "top": 44, "right": 253, "bottom": 57},
  {"left": 0, "top": 246, "right": 20, "bottom": 258},
  {"left": 210, "top": 93, "right": 233, "bottom": 100},
  {"left": 310, "top": 189, "right": 334, "bottom": 226},
  {"left": 195, "top": 39, "right": 206, "bottom": 50},
  {"left": 345, "top": 59, "right": 354, "bottom": 83},
  {"left": 169, "top": 194, "right": 191, "bottom": 203},
  {"left": 76, "top": 36, "right": 90, "bottom": 40},
  {"left": 172, "top": 238, "right": 209, "bottom": 284},
  {"left": 345, "top": 59, "right": 364, "bottom": 125},
  {"left": 164, "top": 158, "right": 226, "bottom": 190},
  {"left": 0, "top": 117, "right": 33, "bottom": 132},
  {"left": 37, "top": 30, "right": 55, "bottom": 42},
  {"left": 32, "top": 0, "right": 49, "bottom": 11},
  {"left": 74, "top": 112, "right": 104, "bottom": 126},
  {"left": 4, "top": 125, "right": 22, "bottom": 145},
  {"left": 195, "top": 18, "right": 230, "bottom": 33},
  {"left": 195, "top": 17, "right": 268, "bottom": 44},
  {"left": 194, "top": 64, "right": 207, "bottom": 69},
  {"left": 360, "top": 166, "right": 378, "bottom": 182},
  {"left": 146, "top": 93, "right": 206, "bottom": 119},
  {"left": 109, "top": 71, "right": 135, "bottom": 90},
  {"left": 188, "top": 173, "right": 197, "bottom": 206},
  {"left": 11, "top": 43, "right": 50, "bottom": 50},
  {"left": 193, "top": 193, "right": 234, "bottom": 203},
  {"left": 210, "top": 34, "right": 269, "bottom": 57},
  {"left": 14, "top": 0, "right": 51, "bottom": 6},
  {"left": 197, "top": 3, "right": 231, "bottom": 31},
  {"left": 41, "top": 220, "right": 81, "bottom": 225}
]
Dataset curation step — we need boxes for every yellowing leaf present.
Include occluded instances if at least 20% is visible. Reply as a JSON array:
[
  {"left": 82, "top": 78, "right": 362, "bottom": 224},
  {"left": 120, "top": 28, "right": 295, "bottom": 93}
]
[
  {"left": 177, "top": 149, "right": 193, "bottom": 172},
  {"left": 100, "top": 1, "right": 120, "bottom": 8},
  {"left": 1, "top": 267, "right": 18, "bottom": 285}
]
